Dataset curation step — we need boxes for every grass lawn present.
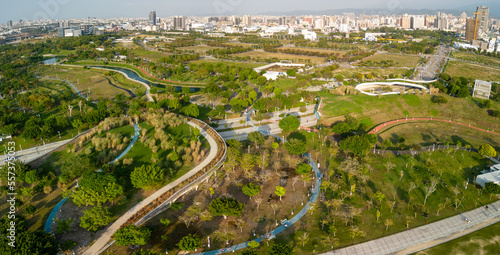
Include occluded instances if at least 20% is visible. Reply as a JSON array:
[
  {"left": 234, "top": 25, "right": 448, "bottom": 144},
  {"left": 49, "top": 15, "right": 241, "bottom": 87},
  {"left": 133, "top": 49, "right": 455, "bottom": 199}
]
[
  {"left": 189, "top": 59, "right": 262, "bottom": 69},
  {"left": 130, "top": 48, "right": 172, "bottom": 61},
  {"left": 332, "top": 67, "right": 408, "bottom": 79},
  {"left": 362, "top": 54, "right": 423, "bottom": 67},
  {"left": 177, "top": 45, "right": 222, "bottom": 54},
  {"left": 39, "top": 65, "right": 131, "bottom": 100},
  {"left": 318, "top": 93, "right": 500, "bottom": 136},
  {"left": 444, "top": 61, "right": 500, "bottom": 81},
  {"left": 233, "top": 50, "right": 327, "bottom": 64},
  {"left": 452, "top": 51, "right": 500, "bottom": 67},
  {"left": 414, "top": 221, "right": 500, "bottom": 255}
]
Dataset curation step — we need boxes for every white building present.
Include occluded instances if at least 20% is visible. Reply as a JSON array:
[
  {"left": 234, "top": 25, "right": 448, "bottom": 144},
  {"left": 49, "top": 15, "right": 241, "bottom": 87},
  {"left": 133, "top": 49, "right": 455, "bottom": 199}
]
[
  {"left": 411, "top": 16, "right": 425, "bottom": 29},
  {"left": 476, "top": 164, "right": 500, "bottom": 187},
  {"left": 487, "top": 38, "right": 496, "bottom": 53},
  {"left": 302, "top": 30, "right": 317, "bottom": 41}
]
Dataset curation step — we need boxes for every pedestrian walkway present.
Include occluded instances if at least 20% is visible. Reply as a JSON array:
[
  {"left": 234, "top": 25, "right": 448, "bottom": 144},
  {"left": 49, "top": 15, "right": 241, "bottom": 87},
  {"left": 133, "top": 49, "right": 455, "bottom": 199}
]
[{"left": 320, "top": 200, "right": 500, "bottom": 255}]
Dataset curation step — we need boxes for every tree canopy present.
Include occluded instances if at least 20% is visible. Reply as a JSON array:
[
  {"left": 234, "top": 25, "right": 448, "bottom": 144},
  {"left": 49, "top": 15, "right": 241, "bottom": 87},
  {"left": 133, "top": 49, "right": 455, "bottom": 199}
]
[
  {"left": 339, "top": 135, "right": 372, "bottom": 156},
  {"left": 285, "top": 138, "right": 307, "bottom": 156},
  {"left": 79, "top": 206, "right": 113, "bottom": 232},
  {"left": 279, "top": 116, "right": 301, "bottom": 134},
  {"left": 208, "top": 197, "right": 244, "bottom": 219},
  {"left": 177, "top": 234, "right": 201, "bottom": 251},
  {"left": 131, "top": 165, "right": 165, "bottom": 190},
  {"left": 114, "top": 225, "right": 151, "bottom": 246},
  {"left": 242, "top": 183, "right": 261, "bottom": 198},
  {"left": 478, "top": 144, "right": 497, "bottom": 157},
  {"left": 71, "top": 171, "right": 123, "bottom": 206}
]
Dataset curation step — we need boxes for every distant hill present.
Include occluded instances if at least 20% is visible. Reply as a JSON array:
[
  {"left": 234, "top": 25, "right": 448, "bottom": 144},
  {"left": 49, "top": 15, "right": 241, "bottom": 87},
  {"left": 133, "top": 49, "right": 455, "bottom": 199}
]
[{"left": 257, "top": 3, "right": 499, "bottom": 19}]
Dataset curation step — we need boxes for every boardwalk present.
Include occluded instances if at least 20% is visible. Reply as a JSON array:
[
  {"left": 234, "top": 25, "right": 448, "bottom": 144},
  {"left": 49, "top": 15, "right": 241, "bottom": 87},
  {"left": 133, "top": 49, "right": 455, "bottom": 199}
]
[{"left": 320, "top": 201, "right": 500, "bottom": 255}]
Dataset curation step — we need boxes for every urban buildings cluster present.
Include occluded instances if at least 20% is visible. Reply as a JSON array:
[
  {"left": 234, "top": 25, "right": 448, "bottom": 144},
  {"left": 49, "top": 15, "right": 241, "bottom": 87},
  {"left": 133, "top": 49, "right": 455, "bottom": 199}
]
[{"left": 0, "top": 6, "right": 498, "bottom": 48}]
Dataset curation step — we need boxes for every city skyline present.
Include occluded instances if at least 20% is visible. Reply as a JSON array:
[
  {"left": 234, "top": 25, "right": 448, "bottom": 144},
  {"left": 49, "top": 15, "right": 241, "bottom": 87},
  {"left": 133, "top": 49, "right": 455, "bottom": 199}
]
[{"left": 0, "top": 0, "right": 498, "bottom": 24}]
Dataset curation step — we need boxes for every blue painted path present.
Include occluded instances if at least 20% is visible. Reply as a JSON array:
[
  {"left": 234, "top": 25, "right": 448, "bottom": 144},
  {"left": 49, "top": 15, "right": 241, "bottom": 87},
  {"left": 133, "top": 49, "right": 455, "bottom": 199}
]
[{"left": 44, "top": 122, "right": 140, "bottom": 233}]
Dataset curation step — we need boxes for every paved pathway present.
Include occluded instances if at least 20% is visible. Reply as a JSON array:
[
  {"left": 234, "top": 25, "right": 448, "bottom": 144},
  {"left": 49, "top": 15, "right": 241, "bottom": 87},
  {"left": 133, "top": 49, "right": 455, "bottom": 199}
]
[
  {"left": 369, "top": 117, "right": 500, "bottom": 136},
  {"left": 83, "top": 120, "right": 219, "bottom": 255},
  {"left": 320, "top": 201, "right": 500, "bottom": 255}
]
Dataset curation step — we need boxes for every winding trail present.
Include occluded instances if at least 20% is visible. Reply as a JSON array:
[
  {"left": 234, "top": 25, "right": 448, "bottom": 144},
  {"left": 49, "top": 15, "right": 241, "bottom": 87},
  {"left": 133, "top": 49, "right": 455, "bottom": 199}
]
[
  {"left": 368, "top": 117, "right": 500, "bottom": 136},
  {"left": 35, "top": 71, "right": 87, "bottom": 100}
]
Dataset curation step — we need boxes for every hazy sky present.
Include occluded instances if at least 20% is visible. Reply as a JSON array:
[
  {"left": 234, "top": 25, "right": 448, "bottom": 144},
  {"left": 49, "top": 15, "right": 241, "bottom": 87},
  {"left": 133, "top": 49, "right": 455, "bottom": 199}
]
[{"left": 0, "top": 0, "right": 490, "bottom": 23}]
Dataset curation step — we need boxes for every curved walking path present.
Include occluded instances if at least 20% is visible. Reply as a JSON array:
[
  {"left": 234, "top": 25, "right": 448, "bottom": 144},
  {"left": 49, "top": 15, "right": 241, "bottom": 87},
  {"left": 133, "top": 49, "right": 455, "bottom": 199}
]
[
  {"left": 194, "top": 104, "right": 323, "bottom": 255},
  {"left": 368, "top": 117, "right": 500, "bottom": 136},
  {"left": 83, "top": 120, "right": 219, "bottom": 255},
  {"left": 35, "top": 71, "right": 87, "bottom": 100},
  {"left": 320, "top": 201, "right": 500, "bottom": 255},
  {"left": 44, "top": 122, "right": 140, "bottom": 233}
]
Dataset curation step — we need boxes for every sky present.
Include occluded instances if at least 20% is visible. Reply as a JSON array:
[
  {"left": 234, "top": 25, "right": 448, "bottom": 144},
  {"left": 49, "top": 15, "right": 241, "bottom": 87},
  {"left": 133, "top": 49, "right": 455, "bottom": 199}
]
[{"left": 0, "top": 0, "right": 492, "bottom": 23}]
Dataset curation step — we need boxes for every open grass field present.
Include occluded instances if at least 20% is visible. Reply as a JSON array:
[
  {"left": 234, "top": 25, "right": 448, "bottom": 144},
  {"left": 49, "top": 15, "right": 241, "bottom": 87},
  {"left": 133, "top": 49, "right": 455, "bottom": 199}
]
[
  {"left": 130, "top": 47, "right": 172, "bottom": 61},
  {"left": 280, "top": 46, "right": 349, "bottom": 56},
  {"left": 444, "top": 61, "right": 500, "bottom": 81},
  {"left": 332, "top": 67, "right": 408, "bottom": 79},
  {"left": 415, "top": 222, "right": 500, "bottom": 255},
  {"left": 363, "top": 54, "right": 423, "bottom": 67},
  {"left": 39, "top": 66, "right": 129, "bottom": 100},
  {"left": 452, "top": 51, "right": 500, "bottom": 67},
  {"left": 376, "top": 121, "right": 500, "bottom": 149},
  {"left": 190, "top": 59, "right": 262, "bottom": 69},
  {"left": 177, "top": 45, "right": 222, "bottom": 54},
  {"left": 318, "top": 93, "right": 500, "bottom": 137},
  {"left": 233, "top": 50, "right": 327, "bottom": 64}
]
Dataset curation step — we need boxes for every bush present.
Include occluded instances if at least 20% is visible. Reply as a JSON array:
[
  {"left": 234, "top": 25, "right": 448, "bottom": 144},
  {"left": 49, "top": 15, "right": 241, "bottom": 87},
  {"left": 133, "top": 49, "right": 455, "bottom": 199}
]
[
  {"left": 484, "top": 182, "right": 500, "bottom": 194},
  {"left": 170, "top": 202, "right": 184, "bottom": 210},
  {"left": 177, "top": 234, "right": 201, "bottom": 251},
  {"left": 25, "top": 205, "right": 36, "bottom": 214},
  {"left": 431, "top": 95, "right": 448, "bottom": 104}
]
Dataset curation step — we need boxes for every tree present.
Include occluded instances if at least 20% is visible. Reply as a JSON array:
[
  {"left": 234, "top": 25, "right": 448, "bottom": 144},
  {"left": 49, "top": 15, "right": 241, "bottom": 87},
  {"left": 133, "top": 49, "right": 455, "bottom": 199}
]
[
  {"left": 296, "top": 163, "right": 312, "bottom": 175},
  {"left": 285, "top": 138, "right": 306, "bottom": 155},
  {"left": 248, "top": 240, "right": 260, "bottom": 249},
  {"left": 431, "top": 95, "right": 448, "bottom": 104},
  {"left": 114, "top": 225, "right": 151, "bottom": 246},
  {"left": 297, "top": 232, "right": 309, "bottom": 247},
  {"left": 384, "top": 219, "right": 394, "bottom": 231},
  {"left": 80, "top": 207, "right": 113, "bottom": 232},
  {"left": 269, "top": 243, "right": 294, "bottom": 255},
  {"left": 279, "top": 116, "right": 300, "bottom": 134},
  {"left": 339, "top": 135, "right": 371, "bottom": 156},
  {"left": 275, "top": 186, "right": 286, "bottom": 200},
  {"left": 55, "top": 218, "right": 73, "bottom": 234},
  {"left": 405, "top": 215, "right": 415, "bottom": 229},
  {"left": 478, "top": 144, "right": 497, "bottom": 157},
  {"left": 286, "top": 69, "right": 297, "bottom": 76},
  {"left": 484, "top": 182, "right": 500, "bottom": 194},
  {"left": 322, "top": 236, "right": 339, "bottom": 249},
  {"left": 242, "top": 183, "right": 261, "bottom": 199},
  {"left": 160, "top": 218, "right": 171, "bottom": 226},
  {"left": 208, "top": 197, "right": 244, "bottom": 219},
  {"left": 482, "top": 99, "right": 492, "bottom": 109},
  {"left": 7, "top": 230, "right": 58, "bottom": 255},
  {"left": 248, "top": 131, "right": 265, "bottom": 148},
  {"left": 131, "top": 165, "right": 165, "bottom": 190},
  {"left": 349, "top": 226, "right": 366, "bottom": 239},
  {"left": 235, "top": 219, "right": 247, "bottom": 232},
  {"left": 181, "top": 104, "right": 200, "bottom": 118},
  {"left": 376, "top": 210, "right": 381, "bottom": 222},
  {"left": 177, "top": 234, "right": 201, "bottom": 251},
  {"left": 375, "top": 191, "right": 385, "bottom": 203},
  {"left": 71, "top": 171, "right": 123, "bottom": 206}
]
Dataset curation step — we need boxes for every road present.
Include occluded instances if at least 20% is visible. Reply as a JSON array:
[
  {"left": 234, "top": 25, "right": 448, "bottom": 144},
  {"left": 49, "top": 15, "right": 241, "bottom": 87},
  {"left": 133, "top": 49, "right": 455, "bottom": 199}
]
[
  {"left": 82, "top": 120, "right": 219, "bottom": 255},
  {"left": 320, "top": 201, "right": 500, "bottom": 255},
  {"left": 218, "top": 114, "right": 318, "bottom": 141},
  {"left": 413, "top": 44, "right": 451, "bottom": 81},
  {"left": 0, "top": 139, "right": 73, "bottom": 166}
]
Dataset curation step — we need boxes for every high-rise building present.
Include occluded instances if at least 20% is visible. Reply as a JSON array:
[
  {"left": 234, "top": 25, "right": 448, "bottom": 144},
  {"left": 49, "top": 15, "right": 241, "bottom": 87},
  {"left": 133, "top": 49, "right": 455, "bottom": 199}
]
[
  {"left": 59, "top": 21, "right": 70, "bottom": 28},
  {"left": 437, "top": 18, "right": 448, "bottom": 30},
  {"left": 279, "top": 16, "right": 287, "bottom": 26},
  {"left": 465, "top": 19, "right": 477, "bottom": 41},
  {"left": 410, "top": 16, "right": 425, "bottom": 29},
  {"left": 400, "top": 16, "right": 411, "bottom": 29},
  {"left": 465, "top": 6, "right": 490, "bottom": 41},
  {"left": 173, "top": 16, "right": 186, "bottom": 30},
  {"left": 242, "top": 15, "right": 251, "bottom": 26},
  {"left": 231, "top": 16, "right": 240, "bottom": 26},
  {"left": 7, "top": 20, "right": 12, "bottom": 29},
  {"left": 149, "top": 11, "right": 157, "bottom": 25},
  {"left": 475, "top": 6, "right": 489, "bottom": 34}
]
